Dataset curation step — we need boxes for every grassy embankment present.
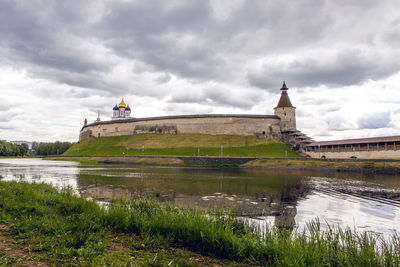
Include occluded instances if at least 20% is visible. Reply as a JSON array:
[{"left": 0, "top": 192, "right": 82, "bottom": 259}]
[
  {"left": 47, "top": 156, "right": 186, "bottom": 165},
  {"left": 244, "top": 159, "right": 400, "bottom": 171},
  {"left": 63, "top": 134, "right": 300, "bottom": 158},
  {"left": 1, "top": 181, "right": 399, "bottom": 266}
]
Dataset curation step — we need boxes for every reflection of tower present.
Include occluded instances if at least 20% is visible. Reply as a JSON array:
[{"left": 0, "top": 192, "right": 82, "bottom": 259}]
[
  {"left": 274, "top": 205, "right": 297, "bottom": 229},
  {"left": 270, "top": 180, "right": 310, "bottom": 229}
]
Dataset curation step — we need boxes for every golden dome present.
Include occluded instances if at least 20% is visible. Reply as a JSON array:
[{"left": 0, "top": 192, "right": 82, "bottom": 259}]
[{"left": 118, "top": 99, "right": 127, "bottom": 108}]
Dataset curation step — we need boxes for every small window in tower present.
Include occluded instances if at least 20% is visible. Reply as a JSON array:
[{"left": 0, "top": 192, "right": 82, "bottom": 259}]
[{"left": 284, "top": 112, "right": 286, "bottom": 116}]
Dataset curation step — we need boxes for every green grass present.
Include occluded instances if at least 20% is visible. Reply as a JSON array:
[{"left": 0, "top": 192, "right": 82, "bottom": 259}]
[
  {"left": 64, "top": 134, "right": 300, "bottom": 157},
  {"left": 0, "top": 181, "right": 399, "bottom": 266},
  {"left": 43, "top": 157, "right": 100, "bottom": 163},
  {"left": 364, "top": 161, "right": 376, "bottom": 168}
]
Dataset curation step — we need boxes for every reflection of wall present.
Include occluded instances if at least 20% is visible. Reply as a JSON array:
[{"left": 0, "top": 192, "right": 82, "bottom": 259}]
[
  {"left": 76, "top": 167, "right": 300, "bottom": 196},
  {"left": 76, "top": 166, "right": 310, "bottom": 225}
]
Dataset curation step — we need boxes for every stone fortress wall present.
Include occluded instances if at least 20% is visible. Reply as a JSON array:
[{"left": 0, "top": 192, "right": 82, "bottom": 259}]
[
  {"left": 79, "top": 82, "right": 316, "bottom": 155},
  {"left": 80, "top": 114, "right": 283, "bottom": 141},
  {"left": 79, "top": 81, "right": 400, "bottom": 159}
]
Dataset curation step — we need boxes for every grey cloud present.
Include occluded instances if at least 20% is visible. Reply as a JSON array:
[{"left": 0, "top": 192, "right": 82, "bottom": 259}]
[
  {"left": 384, "top": 28, "right": 400, "bottom": 48},
  {"left": 323, "top": 106, "right": 341, "bottom": 113},
  {"left": 0, "top": 0, "right": 116, "bottom": 96},
  {"left": 0, "top": 1, "right": 110, "bottom": 74},
  {"left": 0, "top": 125, "right": 13, "bottom": 130},
  {"left": 96, "top": 1, "right": 226, "bottom": 80},
  {"left": 169, "top": 86, "right": 262, "bottom": 109},
  {"left": 314, "top": 132, "right": 334, "bottom": 139},
  {"left": 358, "top": 112, "right": 391, "bottom": 129},
  {"left": 296, "top": 109, "right": 313, "bottom": 118},
  {"left": 1, "top": 0, "right": 399, "bottom": 95},
  {"left": 1, "top": 0, "right": 400, "bottom": 142},
  {"left": 325, "top": 115, "right": 354, "bottom": 131},
  {"left": 0, "top": 115, "right": 11, "bottom": 123},
  {"left": 247, "top": 49, "right": 400, "bottom": 90},
  {"left": 163, "top": 103, "right": 213, "bottom": 115},
  {"left": 203, "top": 87, "right": 261, "bottom": 109},
  {"left": 67, "top": 88, "right": 93, "bottom": 99},
  {"left": 96, "top": 0, "right": 333, "bottom": 82},
  {"left": 0, "top": 101, "right": 12, "bottom": 112},
  {"left": 169, "top": 91, "right": 205, "bottom": 104},
  {"left": 299, "top": 96, "right": 334, "bottom": 106},
  {"left": 223, "top": 1, "right": 332, "bottom": 50},
  {"left": 155, "top": 73, "right": 172, "bottom": 84}
]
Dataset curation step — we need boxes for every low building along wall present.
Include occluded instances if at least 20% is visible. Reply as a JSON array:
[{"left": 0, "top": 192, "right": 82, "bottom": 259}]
[{"left": 305, "top": 136, "right": 400, "bottom": 159}]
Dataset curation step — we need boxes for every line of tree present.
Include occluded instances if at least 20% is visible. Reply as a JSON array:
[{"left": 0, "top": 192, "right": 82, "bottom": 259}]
[
  {"left": 32, "top": 141, "right": 73, "bottom": 155},
  {"left": 0, "top": 141, "right": 28, "bottom": 156}
]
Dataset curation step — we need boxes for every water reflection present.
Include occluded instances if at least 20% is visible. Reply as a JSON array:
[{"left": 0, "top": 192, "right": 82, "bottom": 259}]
[
  {"left": 0, "top": 158, "right": 79, "bottom": 191},
  {"left": 1, "top": 158, "right": 400, "bottom": 236},
  {"left": 76, "top": 166, "right": 309, "bottom": 228}
]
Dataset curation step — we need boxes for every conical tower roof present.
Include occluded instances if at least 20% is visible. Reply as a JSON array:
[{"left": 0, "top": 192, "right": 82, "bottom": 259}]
[
  {"left": 281, "top": 81, "right": 288, "bottom": 90},
  {"left": 276, "top": 81, "right": 293, "bottom": 108}
]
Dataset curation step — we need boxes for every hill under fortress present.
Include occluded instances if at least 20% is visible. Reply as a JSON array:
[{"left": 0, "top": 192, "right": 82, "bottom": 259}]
[{"left": 78, "top": 82, "right": 313, "bottom": 155}]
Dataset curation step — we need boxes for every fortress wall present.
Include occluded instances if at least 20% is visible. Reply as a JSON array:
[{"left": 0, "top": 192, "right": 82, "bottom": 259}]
[
  {"left": 306, "top": 150, "right": 400, "bottom": 159},
  {"left": 80, "top": 116, "right": 282, "bottom": 141}
]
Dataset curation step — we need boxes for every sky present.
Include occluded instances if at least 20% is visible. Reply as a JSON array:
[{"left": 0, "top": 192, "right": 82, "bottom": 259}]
[{"left": 1, "top": 0, "right": 400, "bottom": 142}]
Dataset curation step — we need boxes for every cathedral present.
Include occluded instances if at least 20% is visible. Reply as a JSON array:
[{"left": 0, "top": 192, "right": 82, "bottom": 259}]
[{"left": 111, "top": 99, "right": 132, "bottom": 120}]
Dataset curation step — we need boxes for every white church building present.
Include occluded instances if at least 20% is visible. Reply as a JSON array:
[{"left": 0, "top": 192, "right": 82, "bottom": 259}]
[{"left": 112, "top": 99, "right": 132, "bottom": 120}]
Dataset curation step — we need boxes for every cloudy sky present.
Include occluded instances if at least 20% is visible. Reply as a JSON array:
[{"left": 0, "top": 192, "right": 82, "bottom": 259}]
[{"left": 1, "top": 0, "right": 400, "bottom": 142}]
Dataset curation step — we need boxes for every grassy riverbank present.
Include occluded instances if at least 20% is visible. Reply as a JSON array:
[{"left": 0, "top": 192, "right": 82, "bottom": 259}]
[
  {"left": 64, "top": 134, "right": 300, "bottom": 158},
  {"left": 0, "top": 181, "right": 399, "bottom": 266},
  {"left": 244, "top": 158, "right": 400, "bottom": 172},
  {"left": 47, "top": 156, "right": 400, "bottom": 175},
  {"left": 47, "top": 156, "right": 185, "bottom": 165}
]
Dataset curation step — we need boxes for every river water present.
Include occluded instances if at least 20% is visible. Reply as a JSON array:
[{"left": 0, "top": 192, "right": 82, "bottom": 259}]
[{"left": 1, "top": 158, "right": 400, "bottom": 238}]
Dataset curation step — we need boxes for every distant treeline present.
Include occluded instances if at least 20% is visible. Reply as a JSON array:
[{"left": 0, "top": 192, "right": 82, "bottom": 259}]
[
  {"left": 0, "top": 141, "right": 28, "bottom": 156},
  {"left": 0, "top": 141, "right": 74, "bottom": 156},
  {"left": 32, "top": 141, "right": 73, "bottom": 155}
]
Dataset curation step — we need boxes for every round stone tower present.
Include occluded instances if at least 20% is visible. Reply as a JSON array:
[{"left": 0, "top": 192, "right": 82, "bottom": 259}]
[{"left": 274, "top": 82, "right": 296, "bottom": 132}]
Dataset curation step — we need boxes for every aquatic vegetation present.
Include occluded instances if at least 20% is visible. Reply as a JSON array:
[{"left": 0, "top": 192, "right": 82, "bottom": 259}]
[{"left": 0, "top": 181, "right": 399, "bottom": 266}]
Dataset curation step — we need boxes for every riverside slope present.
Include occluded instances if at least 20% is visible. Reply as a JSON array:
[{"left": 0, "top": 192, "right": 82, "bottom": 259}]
[{"left": 64, "top": 134, "right": 300, "bottom": 158}]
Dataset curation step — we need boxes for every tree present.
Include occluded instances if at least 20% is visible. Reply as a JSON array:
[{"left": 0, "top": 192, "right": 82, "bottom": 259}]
[
  {"left": 32, "top": 142, "right": 39, "bottom": 152},
  {"left": 34, "top": 141, "right": 74, "bottom": 155},
  {"left": 20, "top": 143, "right": 29, "bottom": 155}
]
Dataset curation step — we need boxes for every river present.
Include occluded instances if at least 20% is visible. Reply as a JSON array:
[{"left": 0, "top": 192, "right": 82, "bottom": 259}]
[{"left": 1, "top": 158, "right": 400, "bottom": 239}]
